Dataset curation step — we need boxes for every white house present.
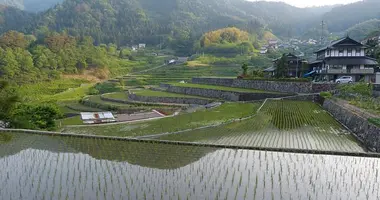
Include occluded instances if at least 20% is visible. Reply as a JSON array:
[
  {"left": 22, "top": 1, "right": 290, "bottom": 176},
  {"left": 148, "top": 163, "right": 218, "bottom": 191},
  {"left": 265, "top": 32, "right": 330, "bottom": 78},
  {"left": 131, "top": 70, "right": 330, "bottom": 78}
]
[
  {"left": 260, "top": 48, "right": 268, "bottom": 54},
  {"left": 310, "top": 36, "right": 379, "bottom": 82},
  {"left": 139, "top": 43, "right": 146, "bottom": 49}
]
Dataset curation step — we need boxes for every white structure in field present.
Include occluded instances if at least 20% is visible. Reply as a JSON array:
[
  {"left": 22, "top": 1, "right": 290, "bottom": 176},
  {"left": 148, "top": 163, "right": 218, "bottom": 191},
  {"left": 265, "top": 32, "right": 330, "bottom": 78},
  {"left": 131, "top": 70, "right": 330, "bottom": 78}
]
[
  {"left": 80, "top": 112, "right": 116, "bottom": 124},
  {"left": 260, "top": 48, "right": 268, "bottom": 54},
  {"left": 139, "top": 43, "right": 146, "bottom": 49}
]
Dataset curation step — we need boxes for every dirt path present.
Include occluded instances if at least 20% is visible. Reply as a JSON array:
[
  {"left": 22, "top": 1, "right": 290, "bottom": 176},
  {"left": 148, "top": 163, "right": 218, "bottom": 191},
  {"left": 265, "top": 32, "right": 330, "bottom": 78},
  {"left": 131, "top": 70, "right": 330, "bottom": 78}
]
[
  {"left": 335, "top": 99, "right": 380, "bottom": 119},
  {"left": 129, "top": 64, "right": 166, "bottom": 75}
]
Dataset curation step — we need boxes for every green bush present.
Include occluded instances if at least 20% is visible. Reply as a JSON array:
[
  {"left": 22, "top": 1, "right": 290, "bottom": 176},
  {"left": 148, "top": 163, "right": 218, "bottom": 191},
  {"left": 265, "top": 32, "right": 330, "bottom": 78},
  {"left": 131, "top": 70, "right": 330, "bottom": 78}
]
[
  {"left": 338, "top": 83, "right": 373, "bottom": 97},
  {"left": 11, "top": 104, "right": 63, "bottom": 130},
  {"left": 93, "top": 82, "right": 122, "bottom": 94},
  {"left": 88, "top": 87, "right": 100, "bottom": 95},
  {"left": 320, "top": 92, "right": 333, "bottom": 99},
  {"left": 368, "top": 118, "right": 380, "bottom": 127}
]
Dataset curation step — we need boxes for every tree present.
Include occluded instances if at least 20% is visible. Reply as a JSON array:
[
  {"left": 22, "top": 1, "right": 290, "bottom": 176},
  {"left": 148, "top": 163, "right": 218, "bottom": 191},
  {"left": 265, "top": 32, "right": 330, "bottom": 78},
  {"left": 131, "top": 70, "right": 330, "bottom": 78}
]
[
  {"left": 242, "top": 63, "right": 248, "bottom": 76},
  {"left": 275, "top": 54, "right": 289, "bottom": 78},
  {"left": 11, "top": 104, "right": 62, "bottom": 130},
  {"left": 0, "top": 81, "right": 19, "bottom": 123},
  {"left": 0, "top": 31, "right": 28, "bottom": 49}
]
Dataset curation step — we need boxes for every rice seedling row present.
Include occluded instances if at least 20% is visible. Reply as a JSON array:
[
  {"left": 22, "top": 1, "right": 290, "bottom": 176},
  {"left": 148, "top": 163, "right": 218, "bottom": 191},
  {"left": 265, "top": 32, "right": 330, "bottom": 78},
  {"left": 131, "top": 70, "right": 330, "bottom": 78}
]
[
  {"left": 0, "top": 132, "right": 379, "bottom": 199},
  {"left": 159, "top": 100, "right": 365, "bottom": 153}
]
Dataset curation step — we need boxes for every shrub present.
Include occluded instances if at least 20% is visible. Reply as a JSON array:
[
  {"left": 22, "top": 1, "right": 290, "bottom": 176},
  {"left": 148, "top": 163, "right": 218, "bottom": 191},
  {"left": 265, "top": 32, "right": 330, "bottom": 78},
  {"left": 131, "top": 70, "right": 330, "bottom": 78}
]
[
  {"left": 11, "top": 104, "right": 63, "bottom": 130},
  {"left": 93, "top": 82, "right": 122, "bottom": 94},
  {"left": 338, "top": 83, "right": 373, "bottom": 97},
  {"left": 368, "top": 118, "right": 380, "bottom": 127},
  {"left": 320, "top": 91, "right": 333, "bottom": 99}
]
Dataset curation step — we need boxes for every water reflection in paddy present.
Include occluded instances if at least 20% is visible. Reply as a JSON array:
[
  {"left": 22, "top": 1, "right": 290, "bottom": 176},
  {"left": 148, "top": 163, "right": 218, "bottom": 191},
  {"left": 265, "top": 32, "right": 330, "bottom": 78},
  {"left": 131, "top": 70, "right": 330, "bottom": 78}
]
[{"left": 0, "top": 132, "right": 379, "bottom": 200}]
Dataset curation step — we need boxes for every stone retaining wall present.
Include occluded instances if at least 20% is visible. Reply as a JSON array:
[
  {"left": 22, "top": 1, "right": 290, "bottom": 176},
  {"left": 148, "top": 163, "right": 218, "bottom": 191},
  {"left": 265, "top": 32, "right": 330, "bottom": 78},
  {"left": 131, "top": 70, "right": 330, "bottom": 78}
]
[
  {"left": 192, "top": 77, "right": 310, "bottom": 93},
  {"left": 312, "top": 83, "right": 337, "bottom": 93},
  {"left": 128, "top": 94, "right": 213, "bottom": 105},
  {"left": 163, "top": 84, "right": 290, "bottom": 101},
  {"left": 374, "top": 84, "right": 380, "bottom": 97},
  {"left": 323, "top": 99, "right": 380, "bottom": 152},
  {"left": 192, "top": 77, "right": 337, "bottom": 94},
  {"left": 100, "top": 95, "right": 185, "bottom": 107}
]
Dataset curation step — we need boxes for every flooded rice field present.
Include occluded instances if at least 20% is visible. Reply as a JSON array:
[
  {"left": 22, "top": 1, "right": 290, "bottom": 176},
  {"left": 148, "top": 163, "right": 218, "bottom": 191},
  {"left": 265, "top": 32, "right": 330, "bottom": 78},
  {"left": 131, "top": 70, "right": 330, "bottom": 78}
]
[
  {"left": 0, "top": 132, "right": 379, "bottom": 200},
  {"left": 160, "top": 100, "right": 365, "bottom": 152}
]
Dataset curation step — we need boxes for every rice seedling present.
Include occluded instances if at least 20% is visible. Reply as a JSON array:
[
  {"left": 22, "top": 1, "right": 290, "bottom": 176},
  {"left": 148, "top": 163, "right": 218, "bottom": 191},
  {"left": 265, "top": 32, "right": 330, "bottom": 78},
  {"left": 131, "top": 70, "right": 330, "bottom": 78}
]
[
  {"left": 159, "top": 100, "right": 365, "bottom": 153},
  {"left": 1, "top": 131, "right": 379, "bottom": 199}
]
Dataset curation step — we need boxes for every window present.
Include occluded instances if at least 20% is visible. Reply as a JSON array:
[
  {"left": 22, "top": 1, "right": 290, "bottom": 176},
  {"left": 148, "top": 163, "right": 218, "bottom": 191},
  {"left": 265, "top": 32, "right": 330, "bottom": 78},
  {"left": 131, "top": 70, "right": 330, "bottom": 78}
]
[
  {"left": 327, "top": 50, "right": 330, "bottom": 56},
  {"left": 339, "top": 49, "right": 344, "bottom": 54},
  {"left": 347, "top": 48, "right": 352, "bottom": 54},
  {"left": 356, "top": 48, "right": 361, "bottom": 54}
]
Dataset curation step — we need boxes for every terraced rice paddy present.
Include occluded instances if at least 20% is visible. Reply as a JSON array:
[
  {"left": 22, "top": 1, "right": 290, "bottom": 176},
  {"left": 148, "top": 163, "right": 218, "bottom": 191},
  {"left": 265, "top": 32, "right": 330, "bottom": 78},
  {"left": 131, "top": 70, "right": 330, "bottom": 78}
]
[
  {"left": 63, "top": 103, "right": 258, "bottom": 137},
  {"left": 0, "top": 132, "right": 379, "bottom": 200},
  {"left": 159, "top": 100, "right": 365, "bottom": 153}
]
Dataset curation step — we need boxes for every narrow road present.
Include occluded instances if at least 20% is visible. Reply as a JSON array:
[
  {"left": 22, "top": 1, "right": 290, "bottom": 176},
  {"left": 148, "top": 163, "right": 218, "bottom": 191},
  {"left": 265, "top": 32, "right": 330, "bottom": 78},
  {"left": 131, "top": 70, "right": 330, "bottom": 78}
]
[{"left": 129, "top": 64, "right": 167, "bottom": 75}]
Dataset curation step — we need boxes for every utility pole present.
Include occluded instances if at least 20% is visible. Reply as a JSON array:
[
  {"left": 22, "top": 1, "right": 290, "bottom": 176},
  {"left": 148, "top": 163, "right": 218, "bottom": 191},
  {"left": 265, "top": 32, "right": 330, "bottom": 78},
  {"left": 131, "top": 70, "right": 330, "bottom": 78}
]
[{"left": 320, "top": 20, "right": 326, "bottom": 45}]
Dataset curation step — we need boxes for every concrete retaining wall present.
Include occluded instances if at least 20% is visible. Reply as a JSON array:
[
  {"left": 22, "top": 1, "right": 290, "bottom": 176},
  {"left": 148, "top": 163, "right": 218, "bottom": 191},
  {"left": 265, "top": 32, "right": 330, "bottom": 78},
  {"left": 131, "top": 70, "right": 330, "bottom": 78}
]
[
  {"left": 192, "top": 77, "right": 337, "bottom": 94},
  {"left": 323, "top": 99, "right": 380, "bottom": 152},
  {"left": 162, "top": 84, "right": 290, "bottom": 101},
  {"left": 128, "top": 94, "right": 213, "bottom": 105}
]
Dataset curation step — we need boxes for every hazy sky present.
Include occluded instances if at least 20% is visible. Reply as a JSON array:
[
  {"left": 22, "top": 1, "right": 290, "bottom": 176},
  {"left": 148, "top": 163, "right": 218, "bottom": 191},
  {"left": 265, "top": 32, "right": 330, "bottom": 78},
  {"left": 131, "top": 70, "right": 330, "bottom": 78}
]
[{"left": 250, "top": 0, "right": 361, "bottom": 8}]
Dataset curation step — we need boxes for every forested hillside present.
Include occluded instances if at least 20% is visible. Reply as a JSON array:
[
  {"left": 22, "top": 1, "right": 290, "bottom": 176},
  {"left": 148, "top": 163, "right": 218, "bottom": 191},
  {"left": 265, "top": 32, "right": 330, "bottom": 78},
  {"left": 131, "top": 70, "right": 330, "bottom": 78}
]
[
  {"left": 0, "top": 30, "right": 135, "bottom": 84},
  {"left": 347, "top": 19, "right": 380, "bottom": 41},
  {"left": 0, "top": 6, "right": 34, "bottom": 33},
  {"left": 323, "top": 0, "right": 380, "bottom": 33},
  {"left": 0, "top": 0, "right": 330, "bottom": 48},
  {"left": 0, "top": 0, "right": 23, "bottom": 9}
]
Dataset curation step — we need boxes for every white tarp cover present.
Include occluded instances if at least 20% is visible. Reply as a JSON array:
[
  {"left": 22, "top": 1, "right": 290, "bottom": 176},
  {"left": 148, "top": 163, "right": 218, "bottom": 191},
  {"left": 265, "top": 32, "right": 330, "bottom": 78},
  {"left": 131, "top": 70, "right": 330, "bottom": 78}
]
[{"left": 80, "top": 112, "right": 115, "bottom": 120}]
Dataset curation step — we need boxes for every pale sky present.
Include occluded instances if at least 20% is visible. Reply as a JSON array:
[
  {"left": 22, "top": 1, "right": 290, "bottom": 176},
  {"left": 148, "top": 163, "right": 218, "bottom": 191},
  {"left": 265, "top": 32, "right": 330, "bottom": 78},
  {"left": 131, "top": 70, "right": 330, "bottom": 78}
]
[{"left": 249, "top": 0, "right": 362, "bottom": 8}]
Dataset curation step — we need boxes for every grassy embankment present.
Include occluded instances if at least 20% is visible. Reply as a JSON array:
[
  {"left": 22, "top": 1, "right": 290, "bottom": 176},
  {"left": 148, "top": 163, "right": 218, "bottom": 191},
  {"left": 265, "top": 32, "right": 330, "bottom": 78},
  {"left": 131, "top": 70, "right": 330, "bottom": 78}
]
[{"left": 63, "top": 103, "right": 259, "bottom": 137}]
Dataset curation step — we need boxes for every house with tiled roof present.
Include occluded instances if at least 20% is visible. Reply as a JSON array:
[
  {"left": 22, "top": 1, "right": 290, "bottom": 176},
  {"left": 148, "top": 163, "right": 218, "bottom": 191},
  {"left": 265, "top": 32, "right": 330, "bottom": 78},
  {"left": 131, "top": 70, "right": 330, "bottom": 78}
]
[{"left": 310, "top": 36, "right": 379, "bottom": 82}]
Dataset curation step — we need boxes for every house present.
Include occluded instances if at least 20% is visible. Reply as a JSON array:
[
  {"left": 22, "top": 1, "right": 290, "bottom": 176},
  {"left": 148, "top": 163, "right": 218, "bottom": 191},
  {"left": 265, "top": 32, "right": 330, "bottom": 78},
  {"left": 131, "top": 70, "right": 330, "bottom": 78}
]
[
  {"left": 264, "top": 53, "right": 307, "bottom": 78},
  {"left": 310, "top": 36, "right": 379, "bottom": 83},
  {"left": 131, "top": 45, "right": 138, "bottom": 51},
  {"left": 177, "top": 57, "right": 188, "bottom": 64},
  {"left": 80, "top": 112, "right": 116, "bottom": 124},
  {"left": 268, "top": 40, "right": 278, "bottom": 49},
  {"left": 139, "top": 43, "right": 146, "bottom": 49},
  {"left": 260, "top": 48, "right": 268, "bottom": 54}
]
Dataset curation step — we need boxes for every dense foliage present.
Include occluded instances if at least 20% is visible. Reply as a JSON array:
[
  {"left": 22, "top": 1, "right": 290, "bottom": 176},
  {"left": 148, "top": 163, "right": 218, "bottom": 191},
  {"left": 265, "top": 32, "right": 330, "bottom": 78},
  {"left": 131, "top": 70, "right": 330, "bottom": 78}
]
[
  {"left": 0, "top": 31, "right": 135, "bottom": 84},
  {"left": 323, "top": 0, "right": 380, "bottom": 33},
  {"left": 0, "top": 80, "right": 62, "bottom": 130},
  {"left": 346, "top": 19, "right": 380, "bottom": 41}
]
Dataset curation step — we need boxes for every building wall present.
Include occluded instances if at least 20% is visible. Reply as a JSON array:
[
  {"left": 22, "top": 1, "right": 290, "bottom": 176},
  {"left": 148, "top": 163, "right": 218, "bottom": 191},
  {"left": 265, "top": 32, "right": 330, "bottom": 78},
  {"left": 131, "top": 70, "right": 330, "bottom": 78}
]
[{"left": 325, "top": 48, "right": 365, "bottom": 57}]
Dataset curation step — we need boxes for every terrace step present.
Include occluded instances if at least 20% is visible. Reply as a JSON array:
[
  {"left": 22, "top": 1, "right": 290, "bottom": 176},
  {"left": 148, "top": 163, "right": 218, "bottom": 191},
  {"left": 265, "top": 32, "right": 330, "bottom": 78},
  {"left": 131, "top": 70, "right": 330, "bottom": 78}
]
[
  {"left": 128, "top": 89, "right": 215, "bottom": 105},
  {"left": 159, "top": 83, "right": 293, "bottom": 101},
  {"left": 100, "top": 94, "right": 189, "bottom": 107}
]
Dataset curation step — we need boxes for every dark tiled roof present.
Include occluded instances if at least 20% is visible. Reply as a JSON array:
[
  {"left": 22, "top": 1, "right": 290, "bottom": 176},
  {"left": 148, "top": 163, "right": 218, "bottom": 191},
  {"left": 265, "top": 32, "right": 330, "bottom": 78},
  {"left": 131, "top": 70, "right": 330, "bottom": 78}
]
[
  {"left": 264, "top": 66, "right": 276, "bottom": 72},
  {"left": 315, "top": 37, "right": 364, "bottom": 53},
  {"left": 309, "top": 60, "right": 323, "bottom": 65},
  {"left": 325, "top": 57, "right": 378, "bottom": 65}
]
